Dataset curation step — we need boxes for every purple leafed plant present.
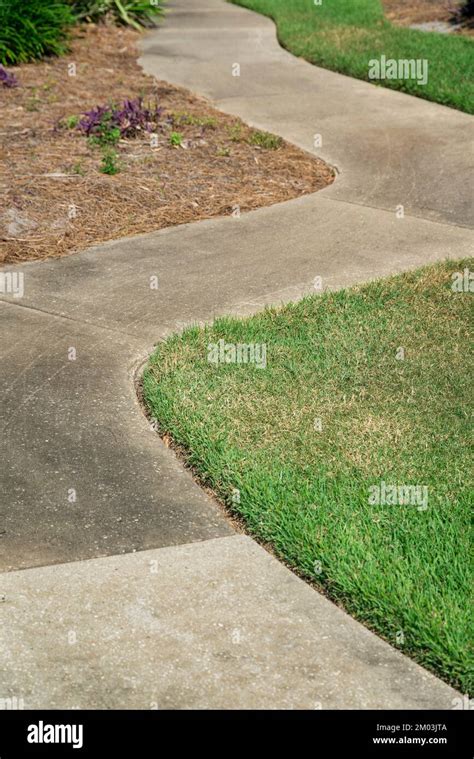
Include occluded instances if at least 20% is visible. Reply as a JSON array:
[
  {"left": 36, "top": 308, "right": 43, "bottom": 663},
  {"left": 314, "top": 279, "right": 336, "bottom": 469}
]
[
  {"left": 78, "top": 98, "right": 164, "bottom": 139},
  {"left": 115, "top": 98, "right": 163, "bottom": 137},
  {"left": 0, "top": 65, "right": 18, "bottom": 88},
  {"left": 78, "top": 104, "right": 112, "bottom": 137}
]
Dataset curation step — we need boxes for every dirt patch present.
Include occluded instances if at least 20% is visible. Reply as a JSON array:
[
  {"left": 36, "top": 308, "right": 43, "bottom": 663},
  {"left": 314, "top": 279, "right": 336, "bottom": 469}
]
[
  {"left": 382, "top": 0, "right": 472, "bottom": 30},
  {"left": 0, "top": 23, "right": 334, "bottom": 265}
]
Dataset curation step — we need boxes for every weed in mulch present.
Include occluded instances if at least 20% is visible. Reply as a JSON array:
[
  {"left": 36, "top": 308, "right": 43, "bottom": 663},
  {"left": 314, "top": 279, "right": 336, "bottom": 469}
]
[
  {"left": 100, "top": 148, "right": 121, "bottom": 175},
  {"left": 169, "top": 131, "right": 183, "bottom": 147},
  {"left": 249, "top": 130, "right": 283, "bottom": 149}
]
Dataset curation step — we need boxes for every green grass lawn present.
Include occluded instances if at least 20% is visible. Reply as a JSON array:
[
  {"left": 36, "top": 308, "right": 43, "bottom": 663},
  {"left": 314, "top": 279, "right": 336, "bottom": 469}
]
[
  {"left": 230, "top": 0, "right": 474, "bottom": 113},
  {"left": 143, "top": 259, "right": 473, "bottom": 693}
]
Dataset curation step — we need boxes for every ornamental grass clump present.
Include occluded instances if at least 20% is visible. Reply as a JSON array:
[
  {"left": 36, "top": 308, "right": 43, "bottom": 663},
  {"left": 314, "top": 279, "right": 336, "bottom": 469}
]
[
  {"left": 0, "top": 0, "right": 74, "bottom": 65},
  {"left": 70, "top": 0, "right": 163, "bottom": 30}
]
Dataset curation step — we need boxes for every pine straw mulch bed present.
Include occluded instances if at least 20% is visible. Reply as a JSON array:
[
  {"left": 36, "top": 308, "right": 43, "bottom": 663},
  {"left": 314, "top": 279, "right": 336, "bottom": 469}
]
[
  {"left": 0, "top": 23, "right": 334, "bottom": 266},
  {"left": 382, "top": 0, "right": 473, "bottom": 30}
]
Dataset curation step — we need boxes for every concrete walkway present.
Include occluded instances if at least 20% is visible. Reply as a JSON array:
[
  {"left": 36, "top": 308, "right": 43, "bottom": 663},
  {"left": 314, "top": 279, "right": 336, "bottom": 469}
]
[
  {"left": 0, "top": 0, "right": 471, "bottom": 708},
  {"left": 140, "top": 0, "right": 473, "bottom": 228}
]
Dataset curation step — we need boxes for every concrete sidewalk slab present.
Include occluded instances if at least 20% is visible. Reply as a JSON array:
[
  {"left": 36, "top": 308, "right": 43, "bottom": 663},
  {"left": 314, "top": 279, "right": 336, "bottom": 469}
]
[
  {"left": 0, "top": 535, "right": 460, "bottom": 709},
  {"left": 140, "top": 0, "right": 474, "bottom": 228},
  {"left": 0, "top": 302, "right": 232, "bottom": 572},
  {"left": 1, "top": 194, "right": 471, "bottom": 342}
]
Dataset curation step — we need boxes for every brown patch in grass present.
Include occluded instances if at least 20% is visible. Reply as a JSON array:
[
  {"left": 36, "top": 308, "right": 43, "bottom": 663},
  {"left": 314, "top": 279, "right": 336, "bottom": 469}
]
[{"left": 0, "top": 24, "right": 334, "bottom": 265}]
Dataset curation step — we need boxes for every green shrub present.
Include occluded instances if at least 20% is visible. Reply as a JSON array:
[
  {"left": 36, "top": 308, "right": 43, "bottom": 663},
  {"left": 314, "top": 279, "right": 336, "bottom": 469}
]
[
  {"left": 70, "top": 0, "right": 163, "bottom": 29},
  {"left": 0, "top": 0, "right": 74, "bottom": 65}
]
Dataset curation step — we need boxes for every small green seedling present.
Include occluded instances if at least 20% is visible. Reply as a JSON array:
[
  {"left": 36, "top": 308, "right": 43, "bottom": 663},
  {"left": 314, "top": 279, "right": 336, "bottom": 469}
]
[
  {"left": 100, "top": 148, "right": 120, "bottom": 175},
  {"left": 169, "top": 131, "right": 183, "bottom": 147}
]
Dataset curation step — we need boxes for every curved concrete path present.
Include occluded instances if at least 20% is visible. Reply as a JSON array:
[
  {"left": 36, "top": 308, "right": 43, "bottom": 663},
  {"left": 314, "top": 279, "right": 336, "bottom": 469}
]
[
  {"left": 0, "top": 0, "right": 471, "bottom": 708},
  {"left": 140, "top": 0, "right": 473, "bottom": 228}
]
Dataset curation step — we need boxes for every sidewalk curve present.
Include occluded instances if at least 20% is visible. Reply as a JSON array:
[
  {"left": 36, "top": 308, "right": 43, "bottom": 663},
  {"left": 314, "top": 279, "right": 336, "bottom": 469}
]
[{"left": 140, "top": 0, "right": 474, "bottom": 228}]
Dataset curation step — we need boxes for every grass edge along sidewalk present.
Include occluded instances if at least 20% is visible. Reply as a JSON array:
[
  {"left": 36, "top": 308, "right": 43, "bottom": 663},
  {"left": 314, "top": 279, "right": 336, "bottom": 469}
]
[
  {"left": 231, "top": 0, "right": 474, "bottom": 113},
  {"left": 143, "top": 259, "right": 473, "bottom": 694}
]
